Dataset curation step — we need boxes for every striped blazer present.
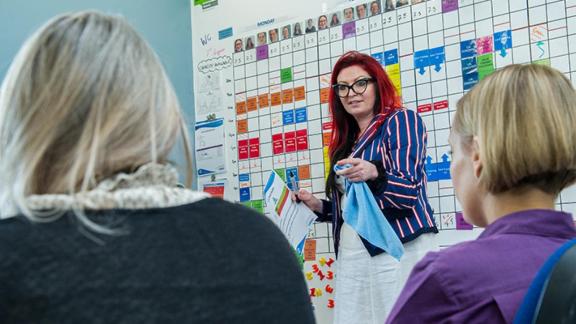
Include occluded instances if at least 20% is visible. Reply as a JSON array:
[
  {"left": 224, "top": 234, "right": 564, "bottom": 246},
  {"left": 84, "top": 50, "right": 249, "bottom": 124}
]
[{"left": 317, "top": 109, "right": 438, "bottom": 257}]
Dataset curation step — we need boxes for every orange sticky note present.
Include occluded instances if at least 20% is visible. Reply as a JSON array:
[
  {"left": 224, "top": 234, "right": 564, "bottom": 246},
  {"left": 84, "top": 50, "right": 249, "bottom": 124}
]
[
  {"left": 270, "top": 92, "right": 282, "bottom": 106},
  {"left": 282, "top": 89, "right": 294, "bottom": 104},
  {"left": 237, "top": 119, "right": 248, "bottom": 134},
  {"left": 320, "top": 88, "right": 330, "bottom": 103},
  {"left": 294, "top": 86, "right": 306, "bottom": 101},
  {"left": 298, "top": 165, "right": 311, "bottom": 180},
  {"left": 246, "top": 97, "right": 258, "bottom": 112},
  {"left": 236, "top": 101, "right": 246, "bottom": 115},
  {"left": 304, "top": 239, "right": 317, "bottom": 261},
  {"left": 258, "top": 94, "right": 269, "bottom": 108},
  {"left": 323, "top": 132, "right": 332, "bottom": 147}
]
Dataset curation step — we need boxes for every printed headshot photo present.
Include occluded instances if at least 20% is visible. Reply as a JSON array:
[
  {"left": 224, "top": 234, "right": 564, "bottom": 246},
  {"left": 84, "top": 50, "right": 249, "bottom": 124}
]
[
  {"left": 305, "top": 18, "right": 316, "bottom": 33},
  {"left": 370, "top": 1, "right": 381, "bottom": 16},
  {"left": 293, "top": 22, "right": 303, "bottom": 36},
  {"left": 269, "top": 28, "right": 279, "bottom": 43},
  {"left": 245, "top": 36, "right": 255, "bottom": 50},
  {"left": 384, "top": 0, "right": 396, "bottom": 12},
  {"left": 330, "top": 12, "right": 341, "bottom": 27},
  {"left": 318, "top": 15, "right": 328, "bottom": 30},
  {"left": 396, "top": 0, "right": 410, "bottom": 8},
  {"left": 234, "top": 38, "right": 243, "bottom": 53},
  {"left": 282, "top": 25, "right": 291, "bottom": 40},
  {"left": 257, "top": 32, "right": 267, "bottom": 46},
  {"left": 343, "top": 7, "right": 355, "bottom": 22},
  {"left": 356, "top": 3, "right": 368, "bottom": 20}
]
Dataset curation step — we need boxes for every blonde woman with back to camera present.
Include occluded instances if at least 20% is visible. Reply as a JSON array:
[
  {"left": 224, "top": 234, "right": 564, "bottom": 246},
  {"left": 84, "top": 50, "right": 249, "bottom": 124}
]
[
  {"left": 0, "top": 11, "right": 314, "bottom": 324},
  {"left": 387, "top": 64, "right": 576, "bottom": 323}
]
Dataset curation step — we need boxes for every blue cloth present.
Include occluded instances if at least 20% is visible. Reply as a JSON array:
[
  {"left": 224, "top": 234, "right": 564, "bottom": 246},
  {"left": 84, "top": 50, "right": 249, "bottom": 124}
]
[{"left": 335, "top": 164, "right": 404, "bottom": 260}]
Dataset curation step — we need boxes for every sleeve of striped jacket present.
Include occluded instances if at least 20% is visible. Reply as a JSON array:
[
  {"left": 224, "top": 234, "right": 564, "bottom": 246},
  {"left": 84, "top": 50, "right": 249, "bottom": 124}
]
[
  {"left": 375, "top": 109, "right": 427, "bottom": 209},
  {"left": 314, "top": 199, "right": 333, "bottom": 222}
]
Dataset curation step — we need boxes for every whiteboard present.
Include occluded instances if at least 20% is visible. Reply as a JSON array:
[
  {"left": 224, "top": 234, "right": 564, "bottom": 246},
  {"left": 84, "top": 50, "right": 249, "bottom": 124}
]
[{"left": 191, "top": 1, "right": 576, "bottom": 322}]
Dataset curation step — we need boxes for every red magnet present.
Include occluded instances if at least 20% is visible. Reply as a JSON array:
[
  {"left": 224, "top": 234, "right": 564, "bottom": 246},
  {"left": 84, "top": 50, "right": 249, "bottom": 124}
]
[
  {"left": 327, "top": 299, "right": 335, "bottom": 308},
  {"left": 326, "top": 271, "right": 334, "bottom": 280},
  {"left": 326, "top": 258, "right": 335, "bottom": 267},
  {"left": 312, "top": 264, "right": 320, "bottom": 273}
]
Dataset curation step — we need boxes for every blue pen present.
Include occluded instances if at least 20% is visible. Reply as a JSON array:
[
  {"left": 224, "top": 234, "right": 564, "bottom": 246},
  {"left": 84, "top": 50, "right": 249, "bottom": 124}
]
[{"left": 289, "top": 171, "right": 301, "bottom": 203}]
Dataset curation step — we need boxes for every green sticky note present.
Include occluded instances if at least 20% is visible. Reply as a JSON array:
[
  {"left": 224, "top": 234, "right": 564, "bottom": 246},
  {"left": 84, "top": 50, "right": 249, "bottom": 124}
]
[
  {"left": 534, "top": 59, "right": 551, "bottom": 66},
  {"left": 477, "top": 53, "right": 494, "bottom": 81},
  {"left": 293, "top": 248, "right": 304, "bottom": 269},
  {"left": 242, "top": 201, "right": 252, "bottom": 208},
  {"left": 281, "top": 68, "right": 293, "bottom": 83},
  {"left": 194, "top": 0, "right": 206, "bottom": 5},
  {"left": 274, "top": 168, "right": 286, "bottom": 182},
  {"left": 252, "top": 200, "right": 264, "bottom": 213}
]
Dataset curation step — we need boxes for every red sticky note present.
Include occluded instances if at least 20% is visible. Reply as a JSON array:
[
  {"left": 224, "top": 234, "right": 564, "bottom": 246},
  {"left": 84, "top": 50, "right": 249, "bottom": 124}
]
[
  {"left": 322, "top": 122, "right": 333, "bottom": 131},
  {"left": 249, "top": 145, "right": 260, "bottom": 158},
  {"left": 238, "top": 146, "right": 249, "bottom": 160},
  {"left": 417, "top": 103, "right": 432, "bottom": 113},
  {"left": 284, "top": 131, "right": 296, "bottom": 153},
  {"left": 434, "top": 100, "right": 449, "bottom": 110}
]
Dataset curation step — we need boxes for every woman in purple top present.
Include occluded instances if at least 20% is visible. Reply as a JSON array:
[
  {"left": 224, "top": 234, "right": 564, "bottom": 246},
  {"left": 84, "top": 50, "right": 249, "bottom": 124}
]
[{"left": 387, "top": 64, "right": 576, "bottom": 323}]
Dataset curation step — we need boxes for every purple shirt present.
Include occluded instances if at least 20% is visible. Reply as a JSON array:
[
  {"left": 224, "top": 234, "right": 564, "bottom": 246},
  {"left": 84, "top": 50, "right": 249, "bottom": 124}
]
[{"left": 386, "top": 209, "right": 576, "bottom": 324}]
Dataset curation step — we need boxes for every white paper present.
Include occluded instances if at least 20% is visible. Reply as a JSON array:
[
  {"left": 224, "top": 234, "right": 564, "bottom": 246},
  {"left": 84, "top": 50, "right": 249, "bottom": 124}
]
[
  {"left": 195, "top": 119, "right": 226, "bottom": 176},
  {"left": 263, "top": 171, "right": 316, "bottom": 251}
]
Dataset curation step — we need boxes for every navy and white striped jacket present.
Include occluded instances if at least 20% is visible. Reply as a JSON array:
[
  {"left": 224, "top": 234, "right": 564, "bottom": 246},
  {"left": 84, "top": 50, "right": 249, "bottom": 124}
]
[{"left": 317, "top": 109, "right": 438, "bottom": 257}]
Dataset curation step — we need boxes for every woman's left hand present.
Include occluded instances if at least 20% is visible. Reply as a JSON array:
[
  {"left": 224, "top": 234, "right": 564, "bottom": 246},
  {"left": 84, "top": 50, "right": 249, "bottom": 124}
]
[{"left": 335, "top": 158, "right": 379, "bottom": 182}]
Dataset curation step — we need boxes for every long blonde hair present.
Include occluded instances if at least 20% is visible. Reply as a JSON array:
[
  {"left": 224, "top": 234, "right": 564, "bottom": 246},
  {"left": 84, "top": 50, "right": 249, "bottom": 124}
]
[
  {"left": 453, "top": 64, "right": 576, "bottom": 194},
  {"left": 0, "top": 11, "right": 192, "bottom": 227}
]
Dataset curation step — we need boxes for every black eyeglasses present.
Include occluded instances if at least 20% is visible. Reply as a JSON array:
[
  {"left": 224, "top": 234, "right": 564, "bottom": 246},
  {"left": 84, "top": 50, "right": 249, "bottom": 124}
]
[{"left": 332, "top": 78, "right": 373, "bottom": 98}]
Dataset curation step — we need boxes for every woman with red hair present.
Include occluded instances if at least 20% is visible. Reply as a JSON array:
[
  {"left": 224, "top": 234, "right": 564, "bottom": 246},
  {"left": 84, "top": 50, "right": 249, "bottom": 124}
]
[{"left": 295, "top": 51, "right": 438, "bottom": 323}]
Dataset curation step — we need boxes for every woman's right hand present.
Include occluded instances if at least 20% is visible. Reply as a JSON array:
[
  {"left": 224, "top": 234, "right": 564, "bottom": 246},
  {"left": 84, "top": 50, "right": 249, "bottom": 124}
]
[{"left": 292, "top": 189, "right": 323, "bottom": 213}]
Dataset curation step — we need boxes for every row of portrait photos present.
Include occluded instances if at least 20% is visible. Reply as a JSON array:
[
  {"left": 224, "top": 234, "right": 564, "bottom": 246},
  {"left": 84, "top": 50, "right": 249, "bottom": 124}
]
[{"left": 234, "top": 0, "right": 427, "bottom": 52}]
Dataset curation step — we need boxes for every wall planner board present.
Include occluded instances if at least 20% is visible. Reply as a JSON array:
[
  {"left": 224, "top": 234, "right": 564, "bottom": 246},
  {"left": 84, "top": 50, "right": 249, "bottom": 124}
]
[{"left": 191, "top": 1, "right": 576, "bottom": 322}]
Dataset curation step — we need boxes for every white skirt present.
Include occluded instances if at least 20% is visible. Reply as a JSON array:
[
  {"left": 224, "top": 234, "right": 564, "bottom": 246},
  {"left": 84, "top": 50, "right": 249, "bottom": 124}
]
[{"left": 333, "top": 223, "right": 438, "bottom": 324}]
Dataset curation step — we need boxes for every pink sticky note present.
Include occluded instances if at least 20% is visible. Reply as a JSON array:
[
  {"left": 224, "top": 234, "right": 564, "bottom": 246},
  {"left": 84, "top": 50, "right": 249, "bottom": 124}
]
[
  {"left": 456, "top": 212, "right": 473, "bottom": 230},
  {"left": 476, "top": 36, "right": 493, "bottom": 55}
]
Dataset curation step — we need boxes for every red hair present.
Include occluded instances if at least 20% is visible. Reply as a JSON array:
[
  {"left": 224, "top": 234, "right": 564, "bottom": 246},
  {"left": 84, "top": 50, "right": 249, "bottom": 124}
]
[{"left": 328, "top": 51, "right": 402, "bottom": 159}]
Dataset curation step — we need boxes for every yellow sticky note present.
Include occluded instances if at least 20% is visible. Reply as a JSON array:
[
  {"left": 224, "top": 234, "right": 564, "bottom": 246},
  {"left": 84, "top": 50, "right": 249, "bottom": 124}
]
[
  {"left": 385, "top": 63, "right": 402, "bottom": 96},
  {"left": 323, "top": 147, "right": 330, "bottom": 180}
]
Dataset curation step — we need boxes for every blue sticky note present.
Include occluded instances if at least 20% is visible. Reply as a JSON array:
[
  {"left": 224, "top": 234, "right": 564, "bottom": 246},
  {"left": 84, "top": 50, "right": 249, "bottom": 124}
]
[
  {"left": 461, "top": 57, "right": 478, "bottom": 90},
  {"left": 218, "top": 27, "right": 233, "bottom": 40},
  {"left": 282, "top": 110, "right": 295, "bottom": 125},
  {"left": 384, "top": 49, "right": 399, "bottom": 66},
  {"left": 494, "top": 30, "right": 512, "bottom": 57},
  {"left": 414, "top": 49, "right": 430, "bottom": 75},
  {"left": 239, "top": 173, "right": 250, "bottom": 182},
  {"left": 429, "top": 46, "right": 445, "bottom": 72},
  {"left": 239, "top": 187, "right": 251, "bottom": 202},
  {"left": 295, "top": 107, "right": 307, "bottom": 123},
  {"left": 460, "top": 39, "right": 477, "bottom": 59},
  {"left": 425, "top": 154, "right": 451, "bottom": 181},
  {"left": 285, "top": 167, "right": 299, "bottom": 191},
  {"left": 371, "top": 52, "right": 384, "bottom": 65}
]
